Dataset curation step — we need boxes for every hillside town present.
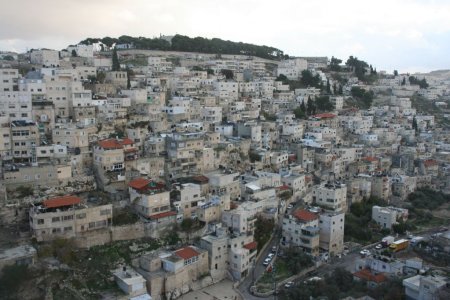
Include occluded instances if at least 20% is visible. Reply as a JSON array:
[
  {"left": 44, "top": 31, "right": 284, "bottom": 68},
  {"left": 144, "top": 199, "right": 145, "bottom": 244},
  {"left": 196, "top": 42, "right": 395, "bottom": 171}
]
[{"left": 0, "top": 38, "right": 449, "bottom": 300}]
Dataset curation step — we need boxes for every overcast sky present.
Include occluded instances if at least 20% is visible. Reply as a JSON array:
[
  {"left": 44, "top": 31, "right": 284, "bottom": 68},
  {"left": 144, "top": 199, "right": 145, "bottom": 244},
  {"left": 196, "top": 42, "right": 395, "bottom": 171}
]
[{"left": 1, "top": 0, "right": 450, "bottom": 73}]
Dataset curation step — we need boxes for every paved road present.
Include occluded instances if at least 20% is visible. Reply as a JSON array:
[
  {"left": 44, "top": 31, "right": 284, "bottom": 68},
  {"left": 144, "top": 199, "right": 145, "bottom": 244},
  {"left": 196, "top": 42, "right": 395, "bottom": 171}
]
[{"left": 238, "top": 232, "right": 281, "bottom": 300}]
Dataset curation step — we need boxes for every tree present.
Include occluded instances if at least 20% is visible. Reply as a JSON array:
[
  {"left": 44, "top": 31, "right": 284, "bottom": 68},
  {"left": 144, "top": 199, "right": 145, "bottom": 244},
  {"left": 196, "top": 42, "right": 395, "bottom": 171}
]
[
  {"left": 97, "top": 71, "right": 106, "bottom": 83},
  {"left": 307, "top": 96, "right": 315, "bottom": 115},
  {"left": 338, "top": 84, "right": 343, "bottom": 95},
  {"left": 71, "top": 49, "right": 77, "bottom": 57},
  {"left": 112, "top": 47, "right": 120, "bottom": 71},
  {"left": 2, "top": 55, "right": 14, "bottom": 61},
  {"left": 300, "top": 70, "right": 321, "bottom": 88},
  {"left": 220, "top": 69, "right": 234, "bottom": 80},
  {"left": 294, "top": 105, "right": 307, "bottom": 119},
  {"left": 329, "top": 56, "right": 342, "bottom": 71},
  {"left": 276, "top": 74, "right": 289, "bottom": 84},
  {"left": 412, "top": 116, "right": 418, "bottom": 134},
  {"left": 284, "top": 247, "right": 313, "bottom": 274},
  {"left": 180, "top": 218, "right": 196, "bottom": 242},
  {"left": 326, "top": 79, "right": 331, "bottom": 94},
  {"left": 351, "top": 87, "right": 374, "bottom": 109},
  {"left": 333, "top": 83, "right": 337, "bottom": 94},
  {"left": 401, "top": 77, "right": 406, "bottom": 85},
  {"left": 315, "top": 96, "right": 333, "bottom": 112},
  {"left": 126, "top": 68, "right": 134, "bottom": 89},
  {"left": 394, "top": 70, "right": 398, "bottom": 76},
  {"left": 254, "top": 216, "right": 274, "bottom": 251}
]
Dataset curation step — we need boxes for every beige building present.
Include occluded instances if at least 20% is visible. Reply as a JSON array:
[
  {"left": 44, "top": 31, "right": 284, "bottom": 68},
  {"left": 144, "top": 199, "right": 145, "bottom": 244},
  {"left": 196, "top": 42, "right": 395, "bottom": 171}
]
[
  {"left": 128, "top": 178, "right": 172, "bottom": 219},
  {"left": 312, "top": 181, "right": 347, "bottom": 213},
  {"left": 319, "top": 211, "right": 345, "bottom": 255},
  {"left": 139, "top": 246, "right": 208, "bottom": 300},
  {"left": 371, "top": 175, "right": 391, "bottom": 200},
  {"left": 0, "top": 68, "right": 19, "bottom": 92},
  {"left": 105, "top": 71, "right": 128, "bottom": 88},
  {"left": 200, "top": 225, "right": 257, "bottom": 282},
  {"left": 30, "top": 49, "right": 60, "bottom": 67},
  {"left": 282, "top": 209, "right": 320, "bottom": 256},
  {"left": 3, "top": 163, "right": 71, "bottom": 188},
  {"left": 372, "top": 206, "right": 408, "bottom": 229},
  {"left": 173, "top": 183, "right": 204, "bottom": 218},
  {"left": 29, "top": 195, "right": 112, "bottom": 241},
  {"left": 10, "top": 120, "right": 39, "bottom": 162},
  {"left": 93, "top": 138, "right": 137, "bottom": 188},
  {"left": 113, "top": 266, "right": 149, "bottom": 298}
]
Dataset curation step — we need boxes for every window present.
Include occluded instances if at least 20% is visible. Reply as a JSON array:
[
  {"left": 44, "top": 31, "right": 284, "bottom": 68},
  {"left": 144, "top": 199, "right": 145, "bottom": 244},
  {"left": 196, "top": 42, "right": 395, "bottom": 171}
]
[
  {"left": 77, "top": 213, "right": 86, "bottom": 219},
  {"left": 62, "top": 215, "right": 73, "bottom": 221},
  {"left": 37, "top": 219, "right": 44, "bottom": 225},
  {"left": 89, "top": 222, "right": 95, "bottom": 228},
  {"left": 52, "top": 217, "right": 60, "bottom": 222},
  {"left": 64, "top": 226, "right": 72, "bottom": 232},
  {"left": 100, "top": 209, "right": 111, "bottom": 216}
]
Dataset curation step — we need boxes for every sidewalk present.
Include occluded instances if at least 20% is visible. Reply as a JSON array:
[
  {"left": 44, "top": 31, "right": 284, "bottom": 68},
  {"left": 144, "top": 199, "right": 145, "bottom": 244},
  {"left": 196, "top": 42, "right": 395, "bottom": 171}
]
[{"left": 181, "top": 279, "right": 242, "bottom": 300}]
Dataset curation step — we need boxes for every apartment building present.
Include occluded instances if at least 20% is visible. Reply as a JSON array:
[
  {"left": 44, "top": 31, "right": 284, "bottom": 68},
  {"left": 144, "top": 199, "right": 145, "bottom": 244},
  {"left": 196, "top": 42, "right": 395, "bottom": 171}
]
[
  {"left": 319, "top": 211, "right": 345, "bottom": 255},
  {"left": 3, "top": 163, "right": 71, "bottom": 188},
  {"left": 282, "top": 209, "right": 320, "bottom": 256},
  {"left": 10, "top": 120, "right": 40, "bottom": 162},
  {"left": 139, "top": 245, "right": 208, "bottom": 300},
  {"left": 0, "top": 91, "right": 32, "bottom": 122},
  {"left": 172, "top": 183, "right": 204, "bottom": 218},
  {"left": 93, "top": 138, "right": 137, "bottom": 188},
  {"left": 372, "top": 206, "right": 408, "bottom": 229},
  {"left": 0, "top": 68, "right": 19, "bottom": 92},
  {"left": 29, "top": 195, "right": 112, "bottom": 241},
  {"left": 312, "top": 181, "right": 347, "bottom": 213},
  {"left": 128, "top": 178, "right": 172, "bottom": 219},
  {"left": 30, "top": 49, "right": 59, "bottom": 67},
  {"left": 200, "top": 225, "right": 257, "bottom": 281}
]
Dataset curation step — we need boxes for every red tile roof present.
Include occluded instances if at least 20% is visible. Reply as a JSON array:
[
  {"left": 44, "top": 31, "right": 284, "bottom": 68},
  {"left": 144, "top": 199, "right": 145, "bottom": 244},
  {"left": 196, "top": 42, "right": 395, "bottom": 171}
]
[
  {"left": 424, "top": 159, "right": 438, "bottom": 168},
  {"left": 98, "top": 139, "right": 123, "bottom": 150},
  {"left": 128, "top": 178, "right": 151, "bottom": 190},
  {"left": 313, "top": 113, "right": 336, "bottom": 119},
  {"left": 278, "top": 184, "right": 291, "bottom": 191},
  {"left": 149, "top": 211, "right": 176, "bottom": 220},
  {"left": 243, "top": 241, "right": 258, "bottom": 250},
  {"left": 121, "top": 138, "right": 134, "bottom": 145},
  {"left": 43, "top": 195, "right": 81, "bottom": 208},
  {"left": 175, "top": 246, "right": 199, "bottom": 260},
  {"left": 363, "top": 156, "right": 378, "bottom": 162},
  {"left": 353, "top": 269, "right": 387, "bottom": 283},
  {"left": 292, "top": 209, "right": 318, "bottom": 222}
]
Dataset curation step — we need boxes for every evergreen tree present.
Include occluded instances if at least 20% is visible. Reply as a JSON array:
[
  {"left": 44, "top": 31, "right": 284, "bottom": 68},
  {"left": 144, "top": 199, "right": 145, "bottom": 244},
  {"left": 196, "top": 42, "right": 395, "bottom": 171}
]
[
  {"left": 338, "top": 84, "right": 343, "bottom": 95},
  {"left": 412, "top": 117, "right": 418, "bottom": 135},
  {"left": 307, "top": 96, "right": 314, "bottom": 115},
  {"left": 326, "top": 79, "right": 331, "bottom": 94},
  {"left": 300, "top": 101, "right": 306, "bottom": 112},
  {"left": 333, "top": 83, "right": 337, "bottom": 94},
  {"left": 401, "top": 77, "right": 406, "bottom": 86},
  {"left": 112, "top": 47, "right": 120, "bottom": 71}
]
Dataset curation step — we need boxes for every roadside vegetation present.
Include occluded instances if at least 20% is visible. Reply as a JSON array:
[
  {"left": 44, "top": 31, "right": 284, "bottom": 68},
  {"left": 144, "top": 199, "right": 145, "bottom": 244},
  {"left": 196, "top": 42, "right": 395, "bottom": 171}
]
[
  {"left": 280, "top": 268, "right": 404, "bottom": 300},
  {"left": 344, "top": 197, "right": 388, "bottom": 244},
  {"left": 254, "top": 216, "right": 275, "bottom": 252}
]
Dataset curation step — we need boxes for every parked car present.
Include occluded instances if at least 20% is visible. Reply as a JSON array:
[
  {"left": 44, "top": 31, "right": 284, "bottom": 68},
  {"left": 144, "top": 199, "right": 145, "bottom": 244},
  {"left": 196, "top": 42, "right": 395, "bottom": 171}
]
[
  {"left": 360, "top": 249, "right": 371, "bottom": 256},
  {"left": 263, "top": 258, "right": 271, "bottom": 266},
  {"left": 287, "top": 204, "right": 293, "bottom": 209},
  {"left": 375, "top": 244, "right": 383, "bottom": 250},
  {"left": 271, "top": 246, "right": 277, "bottom": 253},
  {"left": 267, "top": 253, "right": 275, "bottom": 259},
  {"left": 284, "top": 281, "right": 294, "bottom": 288}
]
